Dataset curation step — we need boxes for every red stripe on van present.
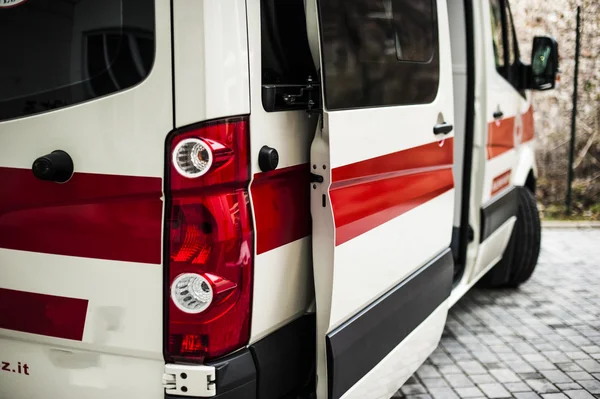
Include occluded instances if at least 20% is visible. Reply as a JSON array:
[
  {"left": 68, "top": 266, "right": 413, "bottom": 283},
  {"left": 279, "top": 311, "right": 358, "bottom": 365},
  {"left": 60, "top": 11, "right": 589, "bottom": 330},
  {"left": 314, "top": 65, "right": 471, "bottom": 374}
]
[
  {"left": 491, "top": 170, "right": 512, "bottom": 197},
  {"left": 0, "top": 288, "right": 88, "bottom": 341},
  {"left": 252, "top": 164, "right": 311, "bottom": 254},
  {"left": 0, "top": 167, "right": 162, "bottom": 264},
  {"left": 487, "top": 117, "right": 515, "bottom": 160},
  {"left": 487, "top": 108, "right": 536, "bottom": 160},
  {"left": 521, "top": 106, "right": 535, "bottom": 143},
  {"left": 331, "top": 139, "right": 454, "bottom": 246}
]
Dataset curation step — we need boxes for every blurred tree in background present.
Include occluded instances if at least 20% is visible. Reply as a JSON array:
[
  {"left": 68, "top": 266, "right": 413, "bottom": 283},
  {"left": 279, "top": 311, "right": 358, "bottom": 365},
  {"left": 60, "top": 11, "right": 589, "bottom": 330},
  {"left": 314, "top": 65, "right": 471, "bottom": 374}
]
[{"left": 512, "top": 0, "right": 599, "bottom": 219}]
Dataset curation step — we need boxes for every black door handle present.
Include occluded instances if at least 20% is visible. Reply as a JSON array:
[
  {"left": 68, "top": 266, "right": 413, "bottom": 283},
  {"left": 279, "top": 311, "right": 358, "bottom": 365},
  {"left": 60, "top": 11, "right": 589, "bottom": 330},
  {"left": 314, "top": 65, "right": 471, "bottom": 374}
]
[
  {"left": 493, "top": 110, "right": 504, "bottom": 119},
  {"left": 32, "top": 150, "right": 74, "bottom": 183},
  {"left": 433, "top": 123, "right": 454, "bottom": 135}
]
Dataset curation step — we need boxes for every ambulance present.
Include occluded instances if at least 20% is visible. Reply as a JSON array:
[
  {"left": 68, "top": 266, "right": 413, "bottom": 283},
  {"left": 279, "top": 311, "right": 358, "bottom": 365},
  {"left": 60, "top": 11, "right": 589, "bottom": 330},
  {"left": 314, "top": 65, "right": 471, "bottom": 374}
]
[{"left": 0, "top": 0, "right": 559, "bottom": 398}]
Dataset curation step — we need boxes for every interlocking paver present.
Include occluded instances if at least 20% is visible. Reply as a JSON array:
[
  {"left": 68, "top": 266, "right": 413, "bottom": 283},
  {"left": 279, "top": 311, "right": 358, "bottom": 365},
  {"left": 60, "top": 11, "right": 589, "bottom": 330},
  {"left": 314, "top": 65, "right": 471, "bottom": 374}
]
[
  {"left": 581, "top": 347, "right": 600, "bottom": 355},
  {"left": 455, "top": 387, "right": 486, "bottom": 398},
  {"left": 423, "top": 378, "right": 451, "bottom": 390},
  {"left": 526, "top": 379, "right": 560, "bottom": 394},
  {"left": 540, "top": 394, "right": 568, "bottom": 399},
  {"left": 490, "top": 369, "right": 521, "bottom": 383},
  {"left": 556, "top": 384, "right": 583, "bottom": 391},
  {"left": 439, "top": 365, "right": 464, "bottom": 375},
  {"left": 458, "top": 361, "right": 488, "bottom": 375},
  {"left": 397, "top": 230, "right": 600, "bottom": 399},
  {"left": 541, "top": 394, "right": 569, "bottom": 399},
  {"left": 558, "top": 363, "right": 584, "bottom": 373},
  {"left": 540, "top": 370, "right": 573, "bottom": 384},
  {"left": 575, "top": 360, "right": 600, "bottom": 373},
  {"left": 469, "top": 374, "right": 497, "bottom": 385},
  {"left": 567, "top": 371, "right": 595, "bottom": 382},
  {"left": 563, "top": 390, "right": 596, "bottom": 399},
  {"left": 530, "top": 361, "right": 559, "bottom": 371},
  {"left": 478, "top": 383, "right": 511, "bottom": 398},
  {"left": 514, "top": 393, "right": 542, "bottom": 399},
  {"left": 576, "top": 380, "right": 600, "bottom": 394},
  {"left": 520, "top": 373, "right": 545, "bottom": 380},
  {"left": 445, "top": 374, "right": 475, "bottom": 388},
  {"left": 545, "top": 353, "right": 572, "bottom": 364},
  {"left": 402, "top": 384, "right": 429, "bottom": 395},
  {"left": 511, "top": 363, "right": 538, "bottom": 373},
  {"left": 418, "top": 365, "right": 443, "bottom": 379},
  {"left": 567, "top": 353, "right": 592, "bottom": 361},
  {"left": 429, "top": 388, "right": 460, "bottom": 399}
]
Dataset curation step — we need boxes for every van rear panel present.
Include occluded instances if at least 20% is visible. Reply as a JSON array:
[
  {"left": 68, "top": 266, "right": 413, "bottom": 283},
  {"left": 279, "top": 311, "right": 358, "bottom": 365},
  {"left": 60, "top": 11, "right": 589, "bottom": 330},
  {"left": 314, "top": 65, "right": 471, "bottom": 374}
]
[
  {"left": 1, "top": 0, "right": 318, "bottom": 397},
  {"left": 0, "top": 0, "right": 172, "bottom": 397}
]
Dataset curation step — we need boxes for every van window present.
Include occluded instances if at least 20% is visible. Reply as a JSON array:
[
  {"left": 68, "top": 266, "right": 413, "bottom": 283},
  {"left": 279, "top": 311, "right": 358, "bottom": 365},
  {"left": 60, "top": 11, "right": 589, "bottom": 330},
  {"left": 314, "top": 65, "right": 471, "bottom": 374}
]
[
  {"left": 261, "top": 0, "right": 317, "bottom": 86},
  {"left": 489, "top": 0, "right": 523, "bottom": 91},
  {"left": 0, "top": 0, "right": 155, "bottom": 122},
  {"left": 318, "top": 0, "right": 439, "bottom": 110},
  {"left": 392, "top": 1, "right": 435, "bottom": 63},
  {"left": 505, "top": 7, "right": 517, "bottom": 67},
  {"left": 489, "top": 0, "right": 506, "bottom": 75},
  {"left": 504, "top": 1, "right": 522, "bottom": 90}
]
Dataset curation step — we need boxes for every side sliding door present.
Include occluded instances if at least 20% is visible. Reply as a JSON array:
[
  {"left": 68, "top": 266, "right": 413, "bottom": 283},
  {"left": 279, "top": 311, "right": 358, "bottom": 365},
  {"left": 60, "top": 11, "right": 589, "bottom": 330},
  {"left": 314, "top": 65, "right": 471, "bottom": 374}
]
[
  {"left": 471, "top": 0, "right": 532, "bottom": 280},
  {"left": 309, "top": 1, "right": 456, "bottom": 398}
]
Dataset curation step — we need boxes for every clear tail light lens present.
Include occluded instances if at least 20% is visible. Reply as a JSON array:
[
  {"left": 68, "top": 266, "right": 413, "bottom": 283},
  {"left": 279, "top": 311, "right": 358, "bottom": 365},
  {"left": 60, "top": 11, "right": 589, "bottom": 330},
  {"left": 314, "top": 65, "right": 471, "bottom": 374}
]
[
  {"left": 172, "top": 138, "right": 214, "bottom": 178},
  {"left": 164, "top": 117, "right": 253, "bottom": 362},
  {"left": 171, "top": 273, "right": 214, "bottom": 314}
]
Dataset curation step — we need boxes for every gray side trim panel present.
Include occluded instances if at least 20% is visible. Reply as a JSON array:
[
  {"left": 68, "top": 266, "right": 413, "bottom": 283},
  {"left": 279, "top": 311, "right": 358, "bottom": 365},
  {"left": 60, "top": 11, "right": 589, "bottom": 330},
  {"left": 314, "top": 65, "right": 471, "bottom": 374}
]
[
  {"left": 326, "top": 248, "right": 454, "bottom": 399},
  {"left": 480, "top": 186, "right": 518, "bottom": 242}
]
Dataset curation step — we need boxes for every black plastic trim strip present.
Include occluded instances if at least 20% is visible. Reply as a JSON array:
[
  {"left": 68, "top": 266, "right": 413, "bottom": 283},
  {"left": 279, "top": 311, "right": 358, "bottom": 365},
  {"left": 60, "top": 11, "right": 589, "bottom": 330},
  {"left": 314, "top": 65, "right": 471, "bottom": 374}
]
[
  {"left": 208, "top": 349, "right": 258, "bottom": 399},
  {"left": 480, "top": 186, "right": 518, "bottom": 242},
  {"left": 453, "top": 0, "right": 476, "bottom": 284},
  {"left": 326, "top": 248, "right": 454, "bottom": 399},
  {"left": 249, "top": 314, "right": 316, "bottom": 399}
]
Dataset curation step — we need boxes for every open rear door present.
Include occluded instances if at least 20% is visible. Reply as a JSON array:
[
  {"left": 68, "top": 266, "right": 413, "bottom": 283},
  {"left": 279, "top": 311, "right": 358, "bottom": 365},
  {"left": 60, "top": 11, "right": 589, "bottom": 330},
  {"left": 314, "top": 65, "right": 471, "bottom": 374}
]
[
  {"left": 309, "top": 1, "right": 456, "bottom": 398},
  {"left": 0, "top": 1, "right": 171, "bottom": 398}
]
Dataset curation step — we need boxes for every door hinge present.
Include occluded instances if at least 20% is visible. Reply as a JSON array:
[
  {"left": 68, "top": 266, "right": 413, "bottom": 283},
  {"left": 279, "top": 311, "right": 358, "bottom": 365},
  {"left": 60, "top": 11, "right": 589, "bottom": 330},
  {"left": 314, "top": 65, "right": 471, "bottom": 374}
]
[
  {"left": 282, "top": 75, "right": 322, "bottom": 118},
  {"left": 163, "top": 364, "right": 216, "bottom": 397}
]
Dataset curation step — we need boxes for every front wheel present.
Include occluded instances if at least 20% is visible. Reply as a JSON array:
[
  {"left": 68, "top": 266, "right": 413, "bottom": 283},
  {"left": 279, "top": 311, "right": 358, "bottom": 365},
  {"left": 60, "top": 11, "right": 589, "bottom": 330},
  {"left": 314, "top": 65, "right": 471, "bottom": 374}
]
[{"left": 480, "top": 187, "right": 542, "bottom": 288}]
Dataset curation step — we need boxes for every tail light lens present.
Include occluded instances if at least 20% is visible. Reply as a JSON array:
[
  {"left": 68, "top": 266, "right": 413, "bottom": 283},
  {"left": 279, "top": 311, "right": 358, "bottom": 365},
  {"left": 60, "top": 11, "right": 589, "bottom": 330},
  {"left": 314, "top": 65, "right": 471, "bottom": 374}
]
[{"left": 165, "top": 117, "right": 253, "bottom": 362}]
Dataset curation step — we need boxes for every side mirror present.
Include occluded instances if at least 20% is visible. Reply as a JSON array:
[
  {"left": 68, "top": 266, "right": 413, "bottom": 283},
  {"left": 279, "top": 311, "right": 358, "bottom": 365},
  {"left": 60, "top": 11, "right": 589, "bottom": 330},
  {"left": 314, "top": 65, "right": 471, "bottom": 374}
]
[{"left": 529, "top": 36, "right": 559, "bottom": 91}]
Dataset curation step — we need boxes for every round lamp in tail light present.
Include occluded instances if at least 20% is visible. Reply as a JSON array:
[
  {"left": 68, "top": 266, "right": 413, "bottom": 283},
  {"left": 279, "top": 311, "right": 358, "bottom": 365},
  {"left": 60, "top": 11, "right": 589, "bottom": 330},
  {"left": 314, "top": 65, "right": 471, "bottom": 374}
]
[
  {"left": 171, "top": 273, "right": 214, "bottom": 314},
  {"left": 173, "top": 138, "right": 213, "bottom": 178}
]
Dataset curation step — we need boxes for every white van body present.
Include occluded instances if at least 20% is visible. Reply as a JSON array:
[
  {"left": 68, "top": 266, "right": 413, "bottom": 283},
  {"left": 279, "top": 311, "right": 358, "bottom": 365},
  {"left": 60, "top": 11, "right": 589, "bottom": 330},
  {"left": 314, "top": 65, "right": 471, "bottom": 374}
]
[{"left": 0, "top": 1, "right": 556, "bottom": 399}]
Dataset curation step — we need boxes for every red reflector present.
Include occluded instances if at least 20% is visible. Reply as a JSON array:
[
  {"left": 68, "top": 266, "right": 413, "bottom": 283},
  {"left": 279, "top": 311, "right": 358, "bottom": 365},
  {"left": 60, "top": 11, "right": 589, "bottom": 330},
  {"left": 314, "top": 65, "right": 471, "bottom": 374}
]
[
  {"left": 0, "top": 288, "right": 88, "bottom": 341},
  {"left": 180, "top": 334, "right": 206, "bottom": 354},
  {"left": 165, "top": 117, "right": 253, "bottom": 362}
]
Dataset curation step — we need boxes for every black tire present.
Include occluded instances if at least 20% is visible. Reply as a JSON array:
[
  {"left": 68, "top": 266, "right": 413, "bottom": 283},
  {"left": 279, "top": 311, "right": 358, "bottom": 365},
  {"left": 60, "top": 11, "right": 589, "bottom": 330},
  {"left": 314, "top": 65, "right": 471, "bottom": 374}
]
[{"left": 479, "top": 187, "right": 541, "bottom": 288}]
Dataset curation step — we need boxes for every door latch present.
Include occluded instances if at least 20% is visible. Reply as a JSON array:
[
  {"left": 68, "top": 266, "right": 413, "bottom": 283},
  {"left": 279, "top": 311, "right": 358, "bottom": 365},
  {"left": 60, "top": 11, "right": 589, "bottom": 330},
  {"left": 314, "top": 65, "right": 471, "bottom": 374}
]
[
  {"left": 163, "top": 364, "right": 216, "bottom": 397},
  {"left": 310, "top": 173, "right": 324, "bottom": 183}
]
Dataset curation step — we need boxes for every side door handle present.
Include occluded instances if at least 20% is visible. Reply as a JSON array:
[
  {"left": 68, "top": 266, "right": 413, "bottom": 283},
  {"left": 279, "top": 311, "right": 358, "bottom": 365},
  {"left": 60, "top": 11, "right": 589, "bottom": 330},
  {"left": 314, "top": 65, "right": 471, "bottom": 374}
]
[
  {"left": 433, "top": 123, "right": 454, "bottom": 135},
  {"left": 493, "top": 110, "right": 504, "bottom": 119}
]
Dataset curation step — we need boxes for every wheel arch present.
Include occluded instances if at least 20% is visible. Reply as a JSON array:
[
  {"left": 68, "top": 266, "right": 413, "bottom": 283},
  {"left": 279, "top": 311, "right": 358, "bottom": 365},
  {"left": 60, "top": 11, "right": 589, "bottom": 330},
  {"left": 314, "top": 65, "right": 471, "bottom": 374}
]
[
  {"left": 513, "top": 144, "right": 537, "bottom": 193},
  {"left": 525, "top": 170, "right": 536, "bottom": 194}
]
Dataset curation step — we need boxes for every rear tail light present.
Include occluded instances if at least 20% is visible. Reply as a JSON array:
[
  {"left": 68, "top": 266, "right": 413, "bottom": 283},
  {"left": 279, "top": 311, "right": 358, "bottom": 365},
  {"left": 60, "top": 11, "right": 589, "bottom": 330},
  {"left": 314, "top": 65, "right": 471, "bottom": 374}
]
[{"left": 164, "top": 117, "right": 253, "bottom": 362}]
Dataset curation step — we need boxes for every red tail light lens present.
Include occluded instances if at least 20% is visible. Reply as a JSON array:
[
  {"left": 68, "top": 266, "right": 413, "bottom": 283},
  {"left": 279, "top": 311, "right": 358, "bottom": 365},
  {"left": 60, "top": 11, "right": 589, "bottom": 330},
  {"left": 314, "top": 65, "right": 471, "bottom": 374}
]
[{"left": 165, "top": 117, "right": 253, "bottom": 362}]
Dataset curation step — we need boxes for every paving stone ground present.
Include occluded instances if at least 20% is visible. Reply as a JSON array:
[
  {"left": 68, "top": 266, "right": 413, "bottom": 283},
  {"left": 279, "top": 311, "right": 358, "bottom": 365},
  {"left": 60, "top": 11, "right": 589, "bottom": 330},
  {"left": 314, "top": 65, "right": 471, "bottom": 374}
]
[{"left": 397, "top": 229, "right": 600, "bottom": 399}]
